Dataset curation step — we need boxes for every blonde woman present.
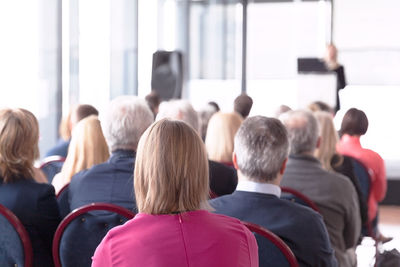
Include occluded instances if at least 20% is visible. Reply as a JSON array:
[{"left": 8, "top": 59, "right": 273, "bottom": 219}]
[
  {"left": 0, "top": 108, "right": 60, "bottom": 267},
  {"left": 52, "top": 115, "right": 109, "bottom": 193},
  {"left": 314, "top": 111, "right": 368, "bottom": 236},
  {"left": 205, "top": 112, "right": 243, "bottom": 166},
  {"left": 92, "top": 119, "right": 258, "bottom": 267}
]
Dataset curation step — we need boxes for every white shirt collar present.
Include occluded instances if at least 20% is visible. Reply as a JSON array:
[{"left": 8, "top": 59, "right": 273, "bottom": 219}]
[{"left": 236, "top": 180, "right": 281, "bottom": 197}]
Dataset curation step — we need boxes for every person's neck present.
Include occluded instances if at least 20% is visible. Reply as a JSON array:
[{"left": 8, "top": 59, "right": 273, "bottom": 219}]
[{"left": 238, "top": 171, "right": 280, "bottom": 186}]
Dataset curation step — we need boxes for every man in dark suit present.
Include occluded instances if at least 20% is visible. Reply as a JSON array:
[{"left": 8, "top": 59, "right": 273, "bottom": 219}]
[
  {"left": 156, "top": 100, "right": 238, "bottom": 196},
  {"left": 68, "top": 96, "right": 154, "bottom": 213},
  {"left": 210, "top": 116, "right": 337, "bottom": 267}
]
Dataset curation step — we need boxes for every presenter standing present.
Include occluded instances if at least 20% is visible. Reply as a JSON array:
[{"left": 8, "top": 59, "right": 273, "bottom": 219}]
[{"left": 325, "top": 44, "right": 347, "bottom": 114}]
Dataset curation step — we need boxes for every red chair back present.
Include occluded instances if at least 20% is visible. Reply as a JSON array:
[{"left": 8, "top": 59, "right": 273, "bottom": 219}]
[
  {"left": 243, "top": 221, "right": 299, "bottom": 267},
  {"left": 0, "top": 204, "right": 33, "bottom": 267},
  {"left": 52, "top": 203, "right": 135, "bottom": 267},
  {"left": 281, "top": 186, "right": 320, "bottom": 212}
]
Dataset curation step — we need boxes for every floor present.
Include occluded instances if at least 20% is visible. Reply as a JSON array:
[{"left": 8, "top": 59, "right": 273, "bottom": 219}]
[{"left": 356, "top": 205, "right": 400, "bottom": 266}]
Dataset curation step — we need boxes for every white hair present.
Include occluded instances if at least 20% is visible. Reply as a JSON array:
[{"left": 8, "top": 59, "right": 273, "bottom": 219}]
[
  {"left": 280, "top": 110, "right": 319, "bottom": 155},
  {"left": 235, "top": 116, "right": 289, "bottom": 182},
  {"left": 156, "top": 100, "right": 199, "bottom": 132},
  {"left": 103, "top": 96, "right": 154, "bottom": 151}
]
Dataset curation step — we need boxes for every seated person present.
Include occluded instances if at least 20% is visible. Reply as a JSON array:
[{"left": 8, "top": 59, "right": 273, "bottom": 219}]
[
  {"left": 52, "top": 115, "right": 109, "bottom": 194},
  {"left": 337, "top": 108, "right": 389, "bottom": 242},
  {"left": 0, "top": 108, "right": 60, "bottom": 267},
  {"left": 211, "top": 116, "right": 337, "bottom": 267},
  {"left": 234, "top": 93, "right": 253, "bottom": 119},
  {"left": 68, "top": 96, "right": 154, "bottom": 212},
  {"left": 157, "top": 100, "right": 238, "bottom": 196},
  {"left": 280, "top": 110, "right": 360, "bottom": 267},
  {"left": 92, "top": 119, "right": 258, "bottom": 267},
  {"left": 45, "top": 104, "right": 98, "bottom": 158}
]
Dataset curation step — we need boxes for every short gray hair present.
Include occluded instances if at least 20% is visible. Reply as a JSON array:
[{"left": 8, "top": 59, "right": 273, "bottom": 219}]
[
  {"left": 156, "top": 100, "right": 199, "bottom": 132},
  {"left": 104, "top": 96, "right": 154, "bottom": 151},
  {"left": 280, "top": 110, "right": 319, "bottom": 155},
  {"left": 235, "top": 116, "right": 289, "bottom": 182}
]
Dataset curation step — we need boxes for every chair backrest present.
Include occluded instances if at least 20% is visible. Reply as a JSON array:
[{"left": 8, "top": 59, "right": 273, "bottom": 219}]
[
  {"left": 280, "top": 187, "right": 320, "bottom": 213},
  {"left": 39, "top": 156, "right": 66, "bottom": 183},
  {"left": 243, "top": 221, "right": 299, "bottom": 267},
  {"left": 56, "top": 183, "right": 71, "bottom": 219},
  {"left": 0, "top": 204, "right": 33, "bottom": 267},
  {"left": 209, "top": 190, "right": 218, "bottom": 199},
  {"left": 52, "top": 203, "right": 135, "bottom": 267}
]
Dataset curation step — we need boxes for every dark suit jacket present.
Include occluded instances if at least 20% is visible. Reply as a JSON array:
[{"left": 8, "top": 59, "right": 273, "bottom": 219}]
[
  {"left": 0, "top": 179, "right": 61, "bottom": 267},
  {"left": 208, "top": 160, "right": 238, "bottom": 197},
  {"left": 68, "top": 150, "right": 137, "bottom": 213},
  {"left": 210, "top": 191, "right": 337, "bottom": 267},
  {"left": 45, "top": 139, "right": 70, "bottom": 158}
]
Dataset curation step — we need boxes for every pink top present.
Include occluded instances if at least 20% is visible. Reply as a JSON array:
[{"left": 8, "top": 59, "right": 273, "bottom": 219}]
[
  {"left": 92, "top": 210, "right": 258, "bottom": 267},
  {"left": 337, "top": 134, "right": 387, "bottom": 221}
]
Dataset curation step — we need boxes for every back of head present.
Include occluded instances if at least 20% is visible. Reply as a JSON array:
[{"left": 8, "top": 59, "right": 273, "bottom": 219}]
[
  {"left": 0, "top": 108, "right": 39, "bottom": 183},
  {"left": 198, "top": 103, "right": 219, "bottom": 141},
  {"left": 134, "top": 119, "right": 209, "bottom": 214},
  {"left": 234, "top": 94, "right": 253, "bottom": 118},
  {"left": 71, "top": 104, "right": 99, "bottom": 126},
  {"left": 314, "top": 111, "right": 339, "bottom": 170},
  {"left": 340, "top": 108, "right": 368, "bottom": 136},
  {"left": 280, "top": 110, "right": 319, "bottom": 155},
  {"left": 308, "top": 101, "right": 334, "bottom": 115},
  {"left": 235, "top": 116, "right": 289, "bottom": 182},
  {"left": 104, "top": 96, "right": 154, "bottom": 152},
  {"left": 156, "top": 99, "right": 199, "bottom": 132},
  {"left": 205, "top": 112, "right": 243, "bottom": 163},
  {"left": 61, "top": 115, "right": 110, "bottom": 180},
  {"left": 145, "top": 91, "right": 161, "bottom": 117}
]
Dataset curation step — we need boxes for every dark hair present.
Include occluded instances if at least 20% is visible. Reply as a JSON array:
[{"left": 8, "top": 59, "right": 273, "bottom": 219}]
[
  {"left": 75, "top": 104, "right": 99, "bottom": 122},
  {"left": 308, "top": 101, "right": 333, "bottom": 114},
  {"left": 145, "top": 91, "right": 161, "bottom": 116},
  {"left": 208, "top": 101, "right": 220, "bottom": 112},
  {"left": 234, "top": 94, "right": 253, "bottom": 118},
  {"left": 340, "top": 108, "right": 368, "bottom": 136}
]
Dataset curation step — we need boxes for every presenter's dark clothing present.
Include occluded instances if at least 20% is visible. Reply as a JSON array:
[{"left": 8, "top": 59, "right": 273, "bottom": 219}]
[
  {"left": 208, "top": 160, "right": 238, "bottom": 197},
  {"left": 45, "top": 139, "right": 70, "bottom": 158},
  {"left": 211, "top": 190, "right": 337, "bottom": 267},
  {"left": 333, "top": 65, "right": 346, "bottom": 113},
  {"left": 0, "top": 179, "right": 61, "bottom": 267},
  {"left": 68, "top": 149, "right": 137, "bottom": 212}
]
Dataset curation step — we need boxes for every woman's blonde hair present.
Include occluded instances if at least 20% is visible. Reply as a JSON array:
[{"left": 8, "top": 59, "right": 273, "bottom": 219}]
[
  {"left": 134, "top": 119, "right": 210, "bottom": 214},
  {"left": 59, "top": 115, "right": 109, "bottom": 183},
  {"left": 205, "top": 112, "right": 243, "bottom": 163},
  {"left": 314, "top": 111, "right": 342, "bottom": 171},
  {"left": 0, "top": 108, "right": 39, "bottom": 183}
]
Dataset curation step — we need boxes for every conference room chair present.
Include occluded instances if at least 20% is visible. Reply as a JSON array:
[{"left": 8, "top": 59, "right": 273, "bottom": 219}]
[
  {"left": 39, "top": 156, "right": 66, "bottom": 183},
  {"left": 52, "top": 203, "right": 135, "bottom": 267},
  {"left": 280, "top": 186, "right": 320, "bottom": 213},
  {"left": 242, "top": 221, "right": 299, "bottom": 267},
  {"left": 56, "top": 183, "right": 70, "bottom": 219},
  {"left": 0, "top": 204, "right": 33, "bottom": 267}
]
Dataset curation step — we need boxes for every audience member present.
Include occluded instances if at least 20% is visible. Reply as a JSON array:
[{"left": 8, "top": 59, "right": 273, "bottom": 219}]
[
  {"left": 145, "top": 91, "right": 161, "bottom": 118},
  {"left": 68, "top": 96, "right": 153, "bottom": 212},
  {"left": 45, "top": 104, "right": 99, "bottom": 158},
  {"left": 337, "top": 108, "right": 389, "bottom": 242},
  {"left": 314, "top": 111, "right": 368, "bottom": 240},
  {"left": 157, "top": 100, "right": 238, "bottom": 197},
  {"left": 205, "top": 112, "right": 243, "bottom": 166},
  {"left": 51, "top": 115, "right": 109, "bottom": 194},
  {"left": 0, "top": 108, "right": 60, "bottom": 267},
  {"left": 211, "top": 116, "right": 337, "bottom": 267},
  {"left": 92, "top": 119, "right": 258, "bottom": 267},
  {"left": 324, "top": 44, "right": 346, "bottom": 113},
  {"left": 280, "top": 110, "right": 360, "bottom": 267},
  {"left": 308, "top": 101, "right": 334, "bottom": 115},
  {"left": 274, "top": 104, "right": 292, "bottom": 118},
  {"left": 234, "top": 93, "right": 253, "bottom": 118},
  {"left": 198, "top": 102, "right": 219, "bottom": 141},
  {"left": 208, "top": 101, "right": 220, "bottom": 112}
]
